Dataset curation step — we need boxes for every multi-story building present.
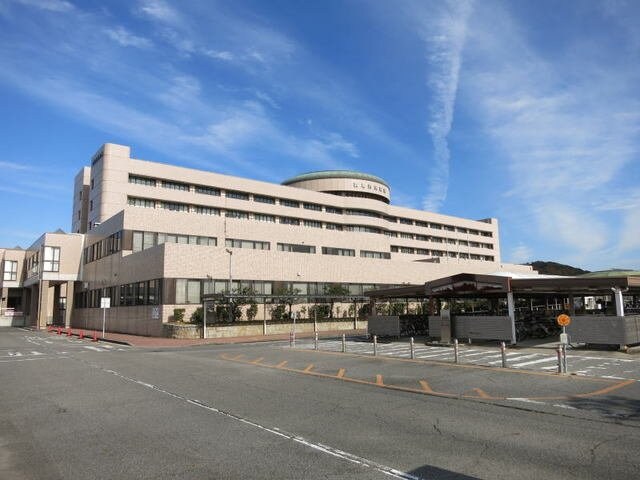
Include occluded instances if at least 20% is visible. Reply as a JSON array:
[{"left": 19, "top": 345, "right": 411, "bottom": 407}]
[{"left": 0, "top": 143, "right": 532, "bottom": 335}]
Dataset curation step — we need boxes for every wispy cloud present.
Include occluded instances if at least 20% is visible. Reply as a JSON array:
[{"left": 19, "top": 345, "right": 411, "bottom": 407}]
[
  {"left": 12, "top": 0, "right": 74, "bottom": 13},
  {"left": 461, "top": 2, "right": 640, "bottom": 267},
  {"left": 104, "top": 26, "right": 152, "bottom": 49},
  {"left": 0, "top": 160, "right": 33, "bottom": 170},
  {"left": 421, "top": 0, "right": 474, "bottom": 212},
  {"left": 509, "top": 244, "right": 533, "bottom": 264}
]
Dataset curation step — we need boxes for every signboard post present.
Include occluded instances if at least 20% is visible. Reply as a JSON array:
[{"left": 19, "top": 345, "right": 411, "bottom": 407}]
[
  {"left": 100, "top": 297, "right": 111, "bottom": 339},
  {"left": 556, "top": 314, "right": 571, "bottom": 373}
]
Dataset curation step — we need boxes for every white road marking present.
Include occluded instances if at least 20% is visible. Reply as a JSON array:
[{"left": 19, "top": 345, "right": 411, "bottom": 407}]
[
  {"left": 100, "top": 367, "right": 423, "bottom": 480},
  {"left": 507, "top": 398, "right": 546, "bottom": 405},
  {"left": 552, "top": 404, "right": 577, "bottom": 410},
  {"left": 510, "top": 357, "right": 557, "bottom": 368},
  {"left": 84, "top": 346, "right": 106, "bottom": 352}
]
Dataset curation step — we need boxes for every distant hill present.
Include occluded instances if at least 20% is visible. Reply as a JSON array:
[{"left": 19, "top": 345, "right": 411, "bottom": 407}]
[{"left": 526, "top": 261, "right": 590, "bottom": 276}]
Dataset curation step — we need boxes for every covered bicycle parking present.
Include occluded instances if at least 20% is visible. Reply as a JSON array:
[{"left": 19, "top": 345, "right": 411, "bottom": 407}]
[{"left": 364, "top": 272, "right": 640, "bottom": 349}]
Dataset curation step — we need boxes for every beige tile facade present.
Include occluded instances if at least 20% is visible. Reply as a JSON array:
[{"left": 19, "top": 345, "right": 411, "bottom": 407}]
[{"left": 3, "top": 142, "right": 534, "bottom": 335}]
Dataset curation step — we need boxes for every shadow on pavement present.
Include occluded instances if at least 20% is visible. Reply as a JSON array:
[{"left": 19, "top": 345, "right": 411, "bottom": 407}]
[
  {"left": 565, "top": 394, "right": 640, "bottom": 421},
  {"left": 407, "top": 464, "right": 480, "bottom": 479}
]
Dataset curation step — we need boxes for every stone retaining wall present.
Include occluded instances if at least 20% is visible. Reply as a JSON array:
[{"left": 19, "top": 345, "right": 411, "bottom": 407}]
[{"left": 164, "top": 319, "right": 368, "bottom": 339}]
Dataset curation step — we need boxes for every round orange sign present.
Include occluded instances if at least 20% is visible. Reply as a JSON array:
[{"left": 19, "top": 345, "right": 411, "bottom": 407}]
[{"left": 557, "top": 314, "right": 571, "bottom": 327}]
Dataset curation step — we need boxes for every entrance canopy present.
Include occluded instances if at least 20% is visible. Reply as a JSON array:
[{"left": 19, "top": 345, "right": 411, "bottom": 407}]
[{"left": 365, "top": 272, "right": 640, "bottom": 300}]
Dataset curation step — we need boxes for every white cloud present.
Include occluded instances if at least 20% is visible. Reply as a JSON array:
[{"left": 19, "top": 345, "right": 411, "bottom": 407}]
[
  {"left": 420, "top": 0, "right": 474, "bottom": 212},
  {"left": 460, "top": 2, "right": 640, "bottom": 263},
  {"left": 509, "top": 244, "right": 533, "bottom": 264},
  {"left": 0, "top": 160, "right": 33, "bottom": 170},
  {"left": 12, "top": 0, "right": 74, "bottom": 12},
  {"left": 137, "top": 0, "right": 179, "bottom": 25},
  {"left": 104, "top": 26, "right": 152, "bottom": 48}
]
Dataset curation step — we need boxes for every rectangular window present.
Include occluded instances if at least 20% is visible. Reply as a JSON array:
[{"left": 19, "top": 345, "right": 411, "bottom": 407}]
[
  {"left": 415, "top": 221, "right": 429, "bottom": 228},
  {"left": 303, "top": 220, "right": 322, "bottom": 228},
  {"left": 279, "top": 217, "right": 300, "bottom": 225},
  {"left": 303, "top": 203, "right": 322, "bottom": 211},
  {"left": 161, "top": 201, "right": 189, "bottom": 212},
  {"left": 3, "top": 260, "right": 18, "bottom": 281},
  {"left": 399, "top": 218, "right": 413, "bottom": 225},
  {"left": 400, "top": 232, "right": 414, "bottom": 239},
  {"left": 226, "top": 210, "right": 249, "bottom": 219},
  {"left": 254, "top": 213, "right": 276, "bottom": 222},
  {"left": 128, "top": 197, "right": 155, "bottom": 208},
  {"left": 194, "top": 206, "right": 220, "bottom": 215},
  {"left": 277, "top": 243, "right": 316, "bottom": 254},
  {"left": 321, "top": 247, "right": 355, "bottom": 257},
  {"left": 481, "top": 231, "right": 493, "bottom": 238},
  {"left": 226, "top": 190, "right": 249, "bottom": 200},
  {"left": 444, "top": 225, "right": 455, "bottom": 232},
  {"left": 344, "top": 225, "right": 380, "bottom": 234},
  {"left": 384, "top": 231, "right": 398, "bottom": 238},
  {"left": 360, "top": 250, "right": 390, "bottom": 260},
  {"left": 143, "top": 231, "right": 156, "bottom": 250},
  {"left": 416, "top": 249, "right": 429, "bottom": 255},
  {"left": 254, "top": 195, "right": 276, "bottom": 204},
  {"left": 280, "top": 199, "right": 300, "bottom": 208},
  {"left": 415, "top": 234, "right": 428, "bottom": 241},
  {"left": 325, "top": 207, "right": 343, "bottom": 214},
  {"left": 195, "top": 185, "right": 220, "bottom": 196},
  {"left": 132, "top": 231, "right": 143, "bottom": 252},
  {"left": 430, "top": 223, "right": 442, "bottom": 230},
  {"left": 161, "top": 180, "right": 190, "bottom": 191},
  {"left": 225, "top": 239, "right": 270, "bottom": 250},
  {"left": 456, "top": 227, "right": 468, "bottom": 234},
  {"left": 325, "top": 223, "right": 343, "bottom": 231},
  {"left": 128, "top": 175, "right": 156, "bottom": 186},
  {"left": 345, "top": 209, "right": 379, "bottom": 218},
  {"left": 43, "top": 246, "right": 60, "bottom": 272}
]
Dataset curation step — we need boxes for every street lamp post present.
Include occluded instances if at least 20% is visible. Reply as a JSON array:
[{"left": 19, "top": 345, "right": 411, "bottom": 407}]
[{"left": 225, "top": 249, "right": 233, "bottom": 323}]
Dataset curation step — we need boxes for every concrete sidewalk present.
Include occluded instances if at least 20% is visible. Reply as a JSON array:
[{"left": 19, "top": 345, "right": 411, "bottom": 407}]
[{"left": 95, "top": 329, "right": 367, "bottom": 348}]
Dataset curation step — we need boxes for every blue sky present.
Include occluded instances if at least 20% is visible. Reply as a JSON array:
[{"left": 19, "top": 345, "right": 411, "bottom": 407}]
[{"left": 0, "top": 0, "right": 639, "bottom": 271}]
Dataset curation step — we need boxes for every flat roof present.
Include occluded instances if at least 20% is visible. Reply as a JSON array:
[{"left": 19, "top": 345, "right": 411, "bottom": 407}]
[{"left": 365, "top": 273, "right": 640, "bottom": 299}]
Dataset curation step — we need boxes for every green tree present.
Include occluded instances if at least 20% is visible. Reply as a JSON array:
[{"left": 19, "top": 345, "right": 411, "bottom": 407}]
[
  {"left": 246, "top": 303, "right": 258, "bottom": 321},
  {"left": 274, "top": 285, "right": 300, "bottom": 319},
  {"left": 323, "top": 284, "right": 350, "bottom": 318}
]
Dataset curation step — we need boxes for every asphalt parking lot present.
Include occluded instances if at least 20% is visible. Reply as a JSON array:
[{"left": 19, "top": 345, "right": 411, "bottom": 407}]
[{"left": 2, "top": 328, "right": 640, "bottom": 479}]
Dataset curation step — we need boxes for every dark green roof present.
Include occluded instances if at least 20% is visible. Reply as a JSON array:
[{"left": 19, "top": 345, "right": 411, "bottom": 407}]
[
  {"left": 580, "top": 270, "right": 640, "bottom": 278},
  {"left": 282, "top": 170, "right": 389, "bottom": 189}
]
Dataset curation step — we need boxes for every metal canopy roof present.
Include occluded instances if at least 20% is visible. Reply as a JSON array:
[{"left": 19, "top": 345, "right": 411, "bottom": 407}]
[{"left": 365, "top": 273, "right": 640, "bottom": 300}]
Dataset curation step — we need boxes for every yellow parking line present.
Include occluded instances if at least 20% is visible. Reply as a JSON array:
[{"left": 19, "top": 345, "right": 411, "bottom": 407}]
[
  {"left": 304, "top": 364, "right": 314, "bottom": 373},
  {"left": 419, "top": 380, "right": 433, "bottom": 393},
  {"left": 473, "top": 388, "right": 491, "bottom": 399},
  {"left": 219, "top": 354, "right": 632, "bottom": 402},
  {"left": 277, "top": 361, "right": 288, "bottom": 368}
]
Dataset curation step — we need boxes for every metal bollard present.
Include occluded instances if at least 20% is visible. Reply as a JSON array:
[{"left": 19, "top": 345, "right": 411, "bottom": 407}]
[
  {"left": 562, "top": 344, "right": 568, "bottom": 374},
  {"left": 557, "top": 345, "right": 563, "bottom": 374},
  {"left": 410, "top": 337, "right": 415, "bottom": 359},
  {"left": 500, "top": 342, "right": 507, "bottom": 368},
  {"left": 342, "top": 334, "right": 346, "bottom": 353},
  {"left": 314, "top": 332, "right": 318, "bottom": 350},
  {"left": 453, "top": 338, "right": 459, "bottom": 363},
  {"left": 373, "top": 335, "right": 377, "bottom": 356}
]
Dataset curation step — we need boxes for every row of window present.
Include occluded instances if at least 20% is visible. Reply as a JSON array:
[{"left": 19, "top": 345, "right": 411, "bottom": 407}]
[
  {"left": 390, "top": 245, "right": 494, "bottom": 261},
  {"left": 175, "top": 279, "right": 390, "bottom": 305},
  {"left": 25, "top": 246, "right": 60, "bottom": 276},
  {"left": 75, "top": 279, "right": 161, "bottom": 308},
  {"left": 2, "top": 260, "right": 18, "bottom": 281},
  {"left": 133, "top": 231, "right": 217, "bottom": 253},
  {"left": 75, "top": 278, "right": 398, "bottom": 307},
  {"left": 127, "top": 196, "right": 494, "bottom": 250},
  {"left": 126, "top": 175, "right": 493, "bottom": 237},
  {"left": 84, "top": 231, "right": 123, "bottom": 264}
]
